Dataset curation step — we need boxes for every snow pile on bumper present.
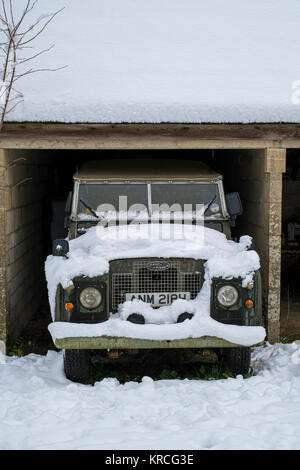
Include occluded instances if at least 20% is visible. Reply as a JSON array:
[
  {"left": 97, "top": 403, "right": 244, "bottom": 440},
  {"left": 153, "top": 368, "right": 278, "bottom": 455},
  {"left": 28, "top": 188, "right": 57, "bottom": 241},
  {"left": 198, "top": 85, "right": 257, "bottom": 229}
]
[{"left": 45, "top": 225, "right": 264, "bottom": 344}]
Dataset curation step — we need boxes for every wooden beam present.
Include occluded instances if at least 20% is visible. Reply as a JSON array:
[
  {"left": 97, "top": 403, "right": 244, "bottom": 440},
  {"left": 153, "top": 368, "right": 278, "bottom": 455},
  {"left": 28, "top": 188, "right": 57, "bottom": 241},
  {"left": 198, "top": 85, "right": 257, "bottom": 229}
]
[{"left": 1, "top": 122, "right": 300, "bottom": 149}]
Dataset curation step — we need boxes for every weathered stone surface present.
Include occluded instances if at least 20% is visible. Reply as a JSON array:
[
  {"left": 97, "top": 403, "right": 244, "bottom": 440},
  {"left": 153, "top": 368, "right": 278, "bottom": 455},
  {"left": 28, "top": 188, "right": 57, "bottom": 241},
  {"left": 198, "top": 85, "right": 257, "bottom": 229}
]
[
  {"left": 0, "top": 151, "right": 8, "bottom": 344},
  {"left": 263, "top": 148, "right": 286, "bottom": 343}
]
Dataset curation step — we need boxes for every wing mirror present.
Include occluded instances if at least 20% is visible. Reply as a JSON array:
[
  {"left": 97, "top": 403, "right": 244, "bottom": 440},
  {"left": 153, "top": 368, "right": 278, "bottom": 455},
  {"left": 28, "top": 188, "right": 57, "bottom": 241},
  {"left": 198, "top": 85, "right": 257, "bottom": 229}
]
[
  {"left": 225, "top": 192, "right": 243, "bottom": 226},
  {"left": 52, "top": 239, "right": 69, "bottom": 257}
]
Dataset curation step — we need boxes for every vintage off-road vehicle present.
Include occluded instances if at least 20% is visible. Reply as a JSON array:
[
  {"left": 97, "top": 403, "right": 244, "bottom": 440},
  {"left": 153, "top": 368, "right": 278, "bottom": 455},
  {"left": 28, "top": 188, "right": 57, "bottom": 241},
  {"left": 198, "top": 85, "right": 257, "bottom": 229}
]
[{"left": 51, "top": 159, "right": 262, "bottom": 383}]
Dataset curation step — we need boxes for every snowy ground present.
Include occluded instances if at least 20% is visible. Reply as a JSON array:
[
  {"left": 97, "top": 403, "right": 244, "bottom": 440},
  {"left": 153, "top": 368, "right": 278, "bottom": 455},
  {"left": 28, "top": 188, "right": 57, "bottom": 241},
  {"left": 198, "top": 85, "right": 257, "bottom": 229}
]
[{"left": 0, "top": 342, "right": 300, "bottom": 450}]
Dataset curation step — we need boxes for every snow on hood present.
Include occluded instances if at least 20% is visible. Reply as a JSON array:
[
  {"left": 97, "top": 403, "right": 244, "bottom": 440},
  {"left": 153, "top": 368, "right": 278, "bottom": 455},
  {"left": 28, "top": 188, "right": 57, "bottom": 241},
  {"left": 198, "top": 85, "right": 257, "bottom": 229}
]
[{"left": 45, "top": 224, "right": 264, "bottom": 345}]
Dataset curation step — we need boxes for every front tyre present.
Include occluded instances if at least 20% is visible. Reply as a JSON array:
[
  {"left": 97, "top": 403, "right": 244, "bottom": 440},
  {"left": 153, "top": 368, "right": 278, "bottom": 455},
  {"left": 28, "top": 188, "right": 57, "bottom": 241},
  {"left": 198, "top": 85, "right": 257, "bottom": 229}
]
[
  {"left": 224, "top": 347, "right": 251, "bottom": 376},
  {"left": 63, "top": 349, "right": 90, "bottom": 384}
]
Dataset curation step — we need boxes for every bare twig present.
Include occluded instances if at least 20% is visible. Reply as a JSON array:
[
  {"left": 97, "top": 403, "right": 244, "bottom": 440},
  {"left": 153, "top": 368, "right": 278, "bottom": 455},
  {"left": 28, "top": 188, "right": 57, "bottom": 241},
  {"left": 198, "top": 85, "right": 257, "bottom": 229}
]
[
  {"left": 17, "top": 43, "right": 54, "bottom": 64},
  {"left": 13, "top": 65, "right": 67, "bottom": 81},
  {"left": 17, "top": 8, "right": 64, "bottom": 46},
  {"left": 6, "top": 98, "right": 23, "bottom": 114}
]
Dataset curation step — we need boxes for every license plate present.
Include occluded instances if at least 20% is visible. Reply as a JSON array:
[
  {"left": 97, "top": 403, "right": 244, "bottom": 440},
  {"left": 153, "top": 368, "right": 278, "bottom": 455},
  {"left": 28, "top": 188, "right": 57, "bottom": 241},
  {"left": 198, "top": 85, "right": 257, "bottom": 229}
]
[{"left": 125, "top": 292, "right": 190, "bottom": 306}]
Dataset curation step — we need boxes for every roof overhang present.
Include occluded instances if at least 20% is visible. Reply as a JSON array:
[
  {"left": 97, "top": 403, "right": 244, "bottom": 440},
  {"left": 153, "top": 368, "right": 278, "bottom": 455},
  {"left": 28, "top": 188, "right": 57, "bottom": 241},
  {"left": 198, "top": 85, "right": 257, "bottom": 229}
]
[{"left": 1, "top": 123, "right": 300, "bottom": 150}]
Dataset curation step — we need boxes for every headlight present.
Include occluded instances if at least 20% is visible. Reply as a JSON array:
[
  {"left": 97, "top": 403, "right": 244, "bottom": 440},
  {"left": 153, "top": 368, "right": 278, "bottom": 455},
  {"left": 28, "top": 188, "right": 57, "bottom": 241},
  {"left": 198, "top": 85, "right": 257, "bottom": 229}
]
[
  {"left": 210, "top": 203, "right": 220, "bottom": 214},
  {"left": 79, "top": 287, "right": 102, "bottom": 309},
  {"left": 217, "top": 285, "right": 239, "bottom": 307}
]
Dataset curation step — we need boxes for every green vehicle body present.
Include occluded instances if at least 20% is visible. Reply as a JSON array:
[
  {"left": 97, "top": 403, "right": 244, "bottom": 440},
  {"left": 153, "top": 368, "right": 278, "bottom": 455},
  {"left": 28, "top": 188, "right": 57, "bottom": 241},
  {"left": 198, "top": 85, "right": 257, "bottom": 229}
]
[{"left": 52, "top": 159, "right": 263, "bottom": 350}]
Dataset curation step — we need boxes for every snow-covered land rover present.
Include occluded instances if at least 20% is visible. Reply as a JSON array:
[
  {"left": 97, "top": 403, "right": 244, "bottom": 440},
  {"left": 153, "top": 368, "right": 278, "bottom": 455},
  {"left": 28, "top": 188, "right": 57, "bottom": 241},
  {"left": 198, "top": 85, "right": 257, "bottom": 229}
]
[{"left": 46, "top": 159, "right": 265, "bottom": 383}]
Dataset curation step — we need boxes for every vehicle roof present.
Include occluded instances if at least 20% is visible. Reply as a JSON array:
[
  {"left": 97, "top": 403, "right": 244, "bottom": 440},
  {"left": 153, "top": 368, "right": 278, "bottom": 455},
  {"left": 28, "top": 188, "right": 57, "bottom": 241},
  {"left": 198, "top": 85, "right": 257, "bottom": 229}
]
[{"left": 74, "top": 159, "right": 222, "bottom": 182}]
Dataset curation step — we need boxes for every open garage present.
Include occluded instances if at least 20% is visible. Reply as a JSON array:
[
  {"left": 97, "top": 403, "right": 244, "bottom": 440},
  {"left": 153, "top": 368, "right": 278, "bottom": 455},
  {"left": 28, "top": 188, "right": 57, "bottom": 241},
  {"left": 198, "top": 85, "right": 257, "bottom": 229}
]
[
  {"left": 281, "top": 149, "right": 300, "bottom": 341},
  {"left": 0, "top": 123, "right": 293, "bottom": 347}
]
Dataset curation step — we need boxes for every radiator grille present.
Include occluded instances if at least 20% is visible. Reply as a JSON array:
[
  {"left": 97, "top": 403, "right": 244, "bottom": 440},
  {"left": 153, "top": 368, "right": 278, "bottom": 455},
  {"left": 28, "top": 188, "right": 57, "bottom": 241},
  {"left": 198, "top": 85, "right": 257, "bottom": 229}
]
[{"left": 111, "top": 259, "right": 201, "bottom": 311}]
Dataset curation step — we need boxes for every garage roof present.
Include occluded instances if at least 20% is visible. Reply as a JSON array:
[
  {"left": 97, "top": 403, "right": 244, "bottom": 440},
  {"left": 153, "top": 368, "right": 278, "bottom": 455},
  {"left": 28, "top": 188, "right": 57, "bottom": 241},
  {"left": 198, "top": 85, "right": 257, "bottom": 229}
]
[{"left": 6, "top": 0, "right": 300, "bottom": 124}]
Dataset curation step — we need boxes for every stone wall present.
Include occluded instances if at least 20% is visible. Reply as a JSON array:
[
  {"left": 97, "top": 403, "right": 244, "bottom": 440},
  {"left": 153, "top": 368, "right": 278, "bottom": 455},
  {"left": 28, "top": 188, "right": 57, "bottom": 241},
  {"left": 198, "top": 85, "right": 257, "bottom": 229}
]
[{"left": 0, "top": 149, "right": 54, "bottom": 345}]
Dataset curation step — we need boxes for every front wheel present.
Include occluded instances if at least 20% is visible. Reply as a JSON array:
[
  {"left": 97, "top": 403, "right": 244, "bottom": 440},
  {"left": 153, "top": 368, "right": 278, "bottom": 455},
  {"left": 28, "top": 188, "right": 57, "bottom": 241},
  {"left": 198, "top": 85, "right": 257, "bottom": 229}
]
[
  {"left": 63, "top": 349, "right": 90, "bottom": 383},
  {"left": 224, "top": 347, "right": 251, "bottom": 376}
]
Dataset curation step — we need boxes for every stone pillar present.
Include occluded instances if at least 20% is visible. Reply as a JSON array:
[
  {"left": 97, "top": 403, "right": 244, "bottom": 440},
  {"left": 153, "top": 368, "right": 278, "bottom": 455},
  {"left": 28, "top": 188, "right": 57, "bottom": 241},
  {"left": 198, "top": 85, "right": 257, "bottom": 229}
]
[
  {"left": 264, "top": 148, "right": 286, "bottom": 342},
  {"left": 0, "top": 149, "right": 8, "bottom": 346}
]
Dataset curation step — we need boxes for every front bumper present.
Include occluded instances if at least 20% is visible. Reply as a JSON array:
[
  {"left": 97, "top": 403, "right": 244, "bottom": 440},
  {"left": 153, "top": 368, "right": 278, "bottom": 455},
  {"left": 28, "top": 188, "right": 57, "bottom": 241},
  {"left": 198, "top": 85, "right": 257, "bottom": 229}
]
[{"left": 54, "top": 335, "right": 263, "bottom": 350}]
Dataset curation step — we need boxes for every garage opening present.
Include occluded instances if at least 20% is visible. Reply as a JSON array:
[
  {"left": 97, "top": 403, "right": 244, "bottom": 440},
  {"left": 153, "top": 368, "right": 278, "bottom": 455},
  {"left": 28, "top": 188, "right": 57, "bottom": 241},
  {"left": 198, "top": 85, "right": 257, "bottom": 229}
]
[
  {"left": 0, "top": 148, "right": 276, "bottom": 347},
  {"left": 281, "top": 149, "right": 300, "bottom": 342}
]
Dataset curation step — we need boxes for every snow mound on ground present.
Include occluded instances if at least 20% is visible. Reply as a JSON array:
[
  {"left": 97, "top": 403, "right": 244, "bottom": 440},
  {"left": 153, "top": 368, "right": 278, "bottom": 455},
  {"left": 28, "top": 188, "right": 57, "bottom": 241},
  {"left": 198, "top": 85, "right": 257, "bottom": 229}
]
[
  {"left": 1, "top": 343, "right": 300, "bottom": 449},
  {"left": 45, "top": 224, "right": 264, "bottom": 345}
]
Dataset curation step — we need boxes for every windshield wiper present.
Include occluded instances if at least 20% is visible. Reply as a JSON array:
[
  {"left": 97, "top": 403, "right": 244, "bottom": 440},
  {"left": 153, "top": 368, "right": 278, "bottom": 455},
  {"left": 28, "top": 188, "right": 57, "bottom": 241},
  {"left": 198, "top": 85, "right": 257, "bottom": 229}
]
[
  {"left": 204, "top": 195, "right": 217, "bottom": 215},
  {"left": 80, "top": 199, "right": 99, "bottom": 219}
]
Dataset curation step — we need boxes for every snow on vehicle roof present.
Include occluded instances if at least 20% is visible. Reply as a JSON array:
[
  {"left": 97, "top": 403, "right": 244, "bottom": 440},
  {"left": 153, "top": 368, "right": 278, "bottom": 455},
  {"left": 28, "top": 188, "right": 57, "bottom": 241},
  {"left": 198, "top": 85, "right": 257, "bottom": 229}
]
[
  {"left": 74, "top": 159, "right": 222, "bottom": 182},
  {"left": 6, "top": 0, "right": 300, "bottom": 124}
]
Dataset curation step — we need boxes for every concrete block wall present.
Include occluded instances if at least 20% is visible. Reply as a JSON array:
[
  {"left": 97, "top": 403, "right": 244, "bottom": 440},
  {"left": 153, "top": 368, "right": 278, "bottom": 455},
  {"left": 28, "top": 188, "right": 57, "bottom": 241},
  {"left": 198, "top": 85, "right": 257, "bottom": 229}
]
[
  {"left": 214, "top": 148, "right": 286, "bottom": 341},
  {"left": 0, "top": 149, "right": 54, "bottom": 345}
]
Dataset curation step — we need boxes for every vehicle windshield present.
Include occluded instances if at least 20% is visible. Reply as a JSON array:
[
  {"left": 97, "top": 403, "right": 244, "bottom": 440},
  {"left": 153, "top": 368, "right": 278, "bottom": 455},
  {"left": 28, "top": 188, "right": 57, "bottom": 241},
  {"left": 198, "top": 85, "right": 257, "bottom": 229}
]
[
  {"left": 76, "top": 183, "right": 223, "bottom": 219},
  {"left": 151, "top": 183, "right": 221, "bottom": 218},
  {"left": 77, "top": 184, "right": 148, "bottom": 219}
]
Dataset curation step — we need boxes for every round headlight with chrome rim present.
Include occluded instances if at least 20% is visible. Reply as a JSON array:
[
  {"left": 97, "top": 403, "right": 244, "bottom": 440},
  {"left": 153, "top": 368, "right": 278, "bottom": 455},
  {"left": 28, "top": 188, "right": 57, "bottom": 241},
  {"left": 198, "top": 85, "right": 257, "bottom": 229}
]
[
  {"left": 79, "top": 287, "right": 102, "bottom": 309},
  {"left": 217, "top": 285, "right": 239, "bottom": 307}
]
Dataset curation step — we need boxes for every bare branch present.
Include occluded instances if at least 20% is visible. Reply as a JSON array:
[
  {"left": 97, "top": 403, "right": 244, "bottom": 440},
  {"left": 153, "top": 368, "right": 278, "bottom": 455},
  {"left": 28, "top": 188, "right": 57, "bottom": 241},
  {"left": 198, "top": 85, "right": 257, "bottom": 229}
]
[
  {"left": 12, "top": 1, "right": 31, "bottom": 34},
  {"left": 17, "top": 44, "right": 54, "bottom": 65},
  {"left": 13, "top": 65, "right": 67, "bottom": 81},
  {"left": 18, "top": 7, "right": 65, "bottom": 46},
  {"left": 1, "top": 0, "right": 8, "bottom": 25},
  {"left": 9, "top": 0, "right": 14, "bottom": 28},
  {"left": 14, "top": 11, "right": 52, "bottom": 38},
  {"left": 6, "top": 98, "right": 24, "bottom": 114}
]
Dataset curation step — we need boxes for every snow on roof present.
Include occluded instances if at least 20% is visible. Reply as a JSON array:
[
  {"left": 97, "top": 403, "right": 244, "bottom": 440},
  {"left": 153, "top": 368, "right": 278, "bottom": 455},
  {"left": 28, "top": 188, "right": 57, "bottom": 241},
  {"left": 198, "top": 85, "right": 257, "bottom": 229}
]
[{"left": 6, "top": 0, "right": 300, "bottom": 124}]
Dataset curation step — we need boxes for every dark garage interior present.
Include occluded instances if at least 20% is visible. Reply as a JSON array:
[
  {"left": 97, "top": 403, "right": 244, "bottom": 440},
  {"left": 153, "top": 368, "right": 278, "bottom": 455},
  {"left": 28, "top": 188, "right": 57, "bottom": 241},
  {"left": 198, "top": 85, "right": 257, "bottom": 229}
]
[
  {"left": 281, "top": 150, "right": 300, "bottom": 341},
  {"left": 1, "top": 143, "right": 297, "bottom": 351},
  {"left": 1, "top": 147, "right": 281, "bottom": 350}
]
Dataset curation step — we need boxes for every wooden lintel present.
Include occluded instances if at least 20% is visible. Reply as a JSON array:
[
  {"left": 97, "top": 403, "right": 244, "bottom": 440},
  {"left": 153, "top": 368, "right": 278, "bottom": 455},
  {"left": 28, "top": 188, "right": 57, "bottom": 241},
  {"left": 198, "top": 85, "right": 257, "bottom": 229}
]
[{"left": 1, "top": 122, "right": 300, "bottom": 149}]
